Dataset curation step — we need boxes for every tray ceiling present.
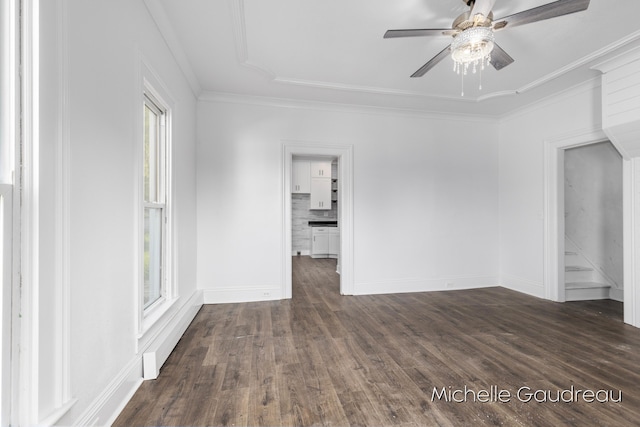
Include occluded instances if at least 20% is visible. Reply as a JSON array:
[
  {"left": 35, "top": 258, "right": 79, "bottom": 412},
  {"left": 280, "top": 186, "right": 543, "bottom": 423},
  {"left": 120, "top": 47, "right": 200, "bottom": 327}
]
[{"left": 151, "top": 0, "right": 640, "bottom": 116}]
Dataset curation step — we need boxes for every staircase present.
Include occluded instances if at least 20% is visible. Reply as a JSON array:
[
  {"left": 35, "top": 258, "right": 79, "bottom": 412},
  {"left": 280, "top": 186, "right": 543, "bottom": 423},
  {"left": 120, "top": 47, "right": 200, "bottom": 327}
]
[{"left": 564, "top": 239, "right": 611, "bottom": 301}]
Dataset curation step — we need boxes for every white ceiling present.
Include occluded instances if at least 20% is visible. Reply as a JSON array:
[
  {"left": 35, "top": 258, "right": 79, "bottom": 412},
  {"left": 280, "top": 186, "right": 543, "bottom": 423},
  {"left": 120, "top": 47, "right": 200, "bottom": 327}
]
[{"left": 150, "top": 0, "right": 640, "bottom": 116}]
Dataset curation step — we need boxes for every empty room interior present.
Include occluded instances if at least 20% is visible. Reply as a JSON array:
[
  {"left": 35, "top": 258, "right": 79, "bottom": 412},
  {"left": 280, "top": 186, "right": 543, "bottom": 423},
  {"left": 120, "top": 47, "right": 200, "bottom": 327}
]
[{"left": 5, "top": 0, "right": 640, "bottom": 425}]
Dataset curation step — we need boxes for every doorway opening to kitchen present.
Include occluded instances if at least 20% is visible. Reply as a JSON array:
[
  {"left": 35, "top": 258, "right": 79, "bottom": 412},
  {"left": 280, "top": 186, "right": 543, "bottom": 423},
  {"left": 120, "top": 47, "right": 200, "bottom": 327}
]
[
  {"left": 282, "top": 143, "right": 354, "bottom": 299},
  {"left": 291, "top": 156, "right": 340, "bottom": 297}
]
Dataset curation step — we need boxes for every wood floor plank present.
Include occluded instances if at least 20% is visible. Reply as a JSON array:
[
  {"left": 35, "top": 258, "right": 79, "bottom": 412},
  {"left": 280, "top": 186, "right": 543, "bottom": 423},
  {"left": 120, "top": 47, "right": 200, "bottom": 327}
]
[{"left": 115, "top": 256, "right": 639, "bottom": 426}]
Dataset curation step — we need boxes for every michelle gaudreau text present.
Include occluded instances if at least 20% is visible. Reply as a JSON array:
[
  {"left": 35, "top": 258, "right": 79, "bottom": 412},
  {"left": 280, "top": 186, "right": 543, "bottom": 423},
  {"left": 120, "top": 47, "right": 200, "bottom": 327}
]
[{"left": 431, "top": 385, "right": 622, "bottom": 403}]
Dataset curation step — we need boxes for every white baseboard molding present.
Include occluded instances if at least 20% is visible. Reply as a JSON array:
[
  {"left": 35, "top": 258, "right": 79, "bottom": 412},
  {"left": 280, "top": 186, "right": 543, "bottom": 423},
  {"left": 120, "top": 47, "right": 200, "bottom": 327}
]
[
  {"left": 291, "top": 250, "right": 310, "bottom": 256},
  {"left": 500, "top": 274, "right": 545, "bottom": 299},
  {"left": 353, "top": 275, "right": 498, "bottom": 296},
  {"left": 70, "top": 289, "right": 204, "bottom": 427},
  {"left": 71, "top": 356, "right": 142, "bottom": 427},
  {"left": 141, "top": 290, "right": 204, "bottom": 380},
  {"left": 609, "top": 287, "right": 624, "bottom": 302},
  {"left": 203, "top": 286, "right": 283, "bottom": 304}
]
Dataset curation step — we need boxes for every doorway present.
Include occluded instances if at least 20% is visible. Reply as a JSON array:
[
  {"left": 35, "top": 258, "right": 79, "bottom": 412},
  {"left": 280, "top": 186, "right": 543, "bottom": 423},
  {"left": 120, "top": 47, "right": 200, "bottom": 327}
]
[
  {"left": 282, "top": 142, "right": 354, "bottom": 299},
  {"left": 563, "top": 141, "right": 623, "bottom": 304},
  {"left": 544, "top": 130, "right": 629, "bottom": 322}
]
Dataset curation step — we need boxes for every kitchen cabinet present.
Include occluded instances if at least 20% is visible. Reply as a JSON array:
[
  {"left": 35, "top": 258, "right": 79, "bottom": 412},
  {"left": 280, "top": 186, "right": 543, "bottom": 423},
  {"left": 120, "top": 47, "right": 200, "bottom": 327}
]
[
  {"left": 312, "top": 227, "right": 339, "bottom": 258},
  {"left": 310, "top": 160, "right": 331, "bottom": 178},
  {"left": 310, "top": 177, "right": 331, "bottom": 210},
  {"left": 311, "top": 227, "right": 330, "bottom": 256},
  {"left": 292, "top": 160, "right": 310, "bottom": 193}
]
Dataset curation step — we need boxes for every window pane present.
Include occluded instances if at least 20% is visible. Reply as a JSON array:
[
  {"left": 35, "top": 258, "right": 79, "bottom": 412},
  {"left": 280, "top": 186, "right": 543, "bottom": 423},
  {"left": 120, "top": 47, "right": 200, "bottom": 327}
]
[
  {"left": 144, "top": 105, "right": 159, "bottom": 203},
  {"left": 144, "top": 207, "right": 163, "bottom": 308}
]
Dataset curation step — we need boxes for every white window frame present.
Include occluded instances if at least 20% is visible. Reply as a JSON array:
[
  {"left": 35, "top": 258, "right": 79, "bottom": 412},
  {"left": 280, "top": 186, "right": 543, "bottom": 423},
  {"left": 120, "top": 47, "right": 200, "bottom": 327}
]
[
  {"left": 136, "top": 66, "right": 176, "bottom": 342},
  {"left": 142, "top": 92, "right": 167, "bottom": 313}
]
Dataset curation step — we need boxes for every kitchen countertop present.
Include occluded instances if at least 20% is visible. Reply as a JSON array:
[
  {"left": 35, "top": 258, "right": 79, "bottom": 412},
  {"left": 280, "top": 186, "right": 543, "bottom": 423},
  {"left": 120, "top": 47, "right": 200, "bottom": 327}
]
[{"left": 308, "top": 220, "right": 338, "bottom": 227}]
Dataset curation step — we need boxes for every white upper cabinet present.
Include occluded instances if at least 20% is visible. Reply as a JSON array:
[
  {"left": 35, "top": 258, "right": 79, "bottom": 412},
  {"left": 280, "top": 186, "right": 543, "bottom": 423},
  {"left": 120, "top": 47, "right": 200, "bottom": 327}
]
[
  {"left": 310, "top": 177, "right": 331, "bottom": 210},
  {"left": 292, "top": 160, "right": 310, "bottom": 193},
  {"left": 310, "top": 161, "right": 331, "bottom": 178}
]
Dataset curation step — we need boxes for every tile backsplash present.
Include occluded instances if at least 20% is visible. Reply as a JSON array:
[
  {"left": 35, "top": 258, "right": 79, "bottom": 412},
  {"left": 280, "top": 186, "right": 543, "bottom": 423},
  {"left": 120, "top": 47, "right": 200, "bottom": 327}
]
[{"left": 292, "top": 194, "right": 337, "bottom": 254}]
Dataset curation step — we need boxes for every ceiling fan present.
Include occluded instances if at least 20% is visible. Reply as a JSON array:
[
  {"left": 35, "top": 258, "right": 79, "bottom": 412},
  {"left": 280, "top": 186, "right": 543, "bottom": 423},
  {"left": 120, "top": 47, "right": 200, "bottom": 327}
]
[{"left": 384, "top": 0, "right": 591, "bottom": 78}]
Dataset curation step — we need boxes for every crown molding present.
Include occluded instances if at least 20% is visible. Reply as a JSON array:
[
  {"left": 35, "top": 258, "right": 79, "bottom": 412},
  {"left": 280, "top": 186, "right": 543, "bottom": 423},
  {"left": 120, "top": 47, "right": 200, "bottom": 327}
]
[
  {"left": 272, "top": 76, "right": 479, "bottom": 103},
  {"left": 500, "top": 77, "right": 602, "bottom": 122},
  {"left": 143, "top": 0, "right": 202, "bottom": 97},
  {"left": 517, "top": 29, "right": 640, "bottom": 94},
  {"left": 591, "top": 44, "right": 640, "bottom": 74},
  {"left": 198, "top": 91, "right": 499, "bottom": 122}
]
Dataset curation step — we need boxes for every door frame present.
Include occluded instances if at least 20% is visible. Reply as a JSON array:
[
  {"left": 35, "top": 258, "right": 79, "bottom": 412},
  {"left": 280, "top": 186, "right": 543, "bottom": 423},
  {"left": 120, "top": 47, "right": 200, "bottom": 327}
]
[
  {"left": 282, "top": 141, "right": 354, "bottom": 297},
  {"left": 544, "top": 128, "right": 631, "bottom": 321}
]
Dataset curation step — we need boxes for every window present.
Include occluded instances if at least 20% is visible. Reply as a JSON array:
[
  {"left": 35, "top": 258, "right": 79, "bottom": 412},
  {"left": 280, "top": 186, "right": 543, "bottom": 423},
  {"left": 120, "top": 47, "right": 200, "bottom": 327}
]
[{"left": 142, "top": 90, "right": 169, "bottom": 313}]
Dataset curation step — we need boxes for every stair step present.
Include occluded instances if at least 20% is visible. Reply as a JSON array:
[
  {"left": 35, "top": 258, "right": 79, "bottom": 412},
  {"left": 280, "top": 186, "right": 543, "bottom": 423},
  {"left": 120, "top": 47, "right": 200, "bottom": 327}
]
[
  {"left": 565, "top": 282, "right": 611, "bottom": 301},
  {"left": 565, "top": 281, "right": 611, "bottom": 290},
  {"left": 565, "top": 266, "right": 593, "bottom": 272}
]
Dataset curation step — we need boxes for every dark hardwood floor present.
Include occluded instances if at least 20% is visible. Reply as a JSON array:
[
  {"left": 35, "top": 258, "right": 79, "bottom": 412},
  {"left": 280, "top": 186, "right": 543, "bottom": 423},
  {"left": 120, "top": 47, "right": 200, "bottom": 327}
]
[{"left": 115, "top": 256, "right": 639, "bottom": 426}]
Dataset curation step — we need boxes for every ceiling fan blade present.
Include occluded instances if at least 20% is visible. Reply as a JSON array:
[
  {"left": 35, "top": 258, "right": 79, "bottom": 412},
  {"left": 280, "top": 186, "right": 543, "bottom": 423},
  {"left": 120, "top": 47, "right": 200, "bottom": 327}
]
[
  {"left": 496, "top": 0, "right": 590, "bottom": 30},
  {"left": 411, "top": 45, "right": 451, "bottom": 77},
  {"left": 471, "top": 0, "right": 496, "bottom": 21},
  {"left": 384, "top": 29, "right": 451, "bottom": 38},
  {"left": 489, "top": 43, "right": 514, "bottom": 70}
]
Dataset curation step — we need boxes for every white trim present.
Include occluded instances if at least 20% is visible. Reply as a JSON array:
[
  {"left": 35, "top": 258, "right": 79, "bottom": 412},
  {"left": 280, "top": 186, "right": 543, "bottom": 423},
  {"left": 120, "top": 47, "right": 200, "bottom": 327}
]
[
  {"left": 517, "top": 30, "right": 640, "bottom": 95},
  {"left": 136, "top": 55, "right": 179, "bottom": 345},
  {"left": 72, "top": 356, "right": 143, "bottom": 427},
  {"left": 283, "top": 142, "right": 354, "bottom": 298},
  {"left": 229, "top": 0, "right": 276, "bottom": 79},
  {"left": 0, "top": 185, "right": 13, "bottom": 426},
  {"left": 500, "top": 275, "right": 545, "bottom": 299},
  {"left": 500, "top": 78, "right": 601, "bottom": 123},
  {"left": 1, "top": 1, "right": 19, "bottom": 424},
  {"left": 199, "top": 91, "right": 500, "bottom": 123},
  {"left": 624, "top": 158, "right": 638, "bottom": 326},
  {"left": 203, "top": 287, "right": 282, "bottom": 304},
  {"left": 19, "top": 1, "right": 40, "bottom": 425},
  {"left": 591, "top": 44, "right": 640, "bottom": 75},
  {"left": 142, "top": 0, "right": 201, "bottom": 97},
  {"left": 39, "top": 398, "right": 78, "bottom": 427},
  {"left": 354, "top": 276, "right": 498, "bottom": 296},
  {"left": 52, "top": 0, "right": 74, "bottom": 419},
  {"left": 73, "top": 290, "right": 203, "bottom": 426}
]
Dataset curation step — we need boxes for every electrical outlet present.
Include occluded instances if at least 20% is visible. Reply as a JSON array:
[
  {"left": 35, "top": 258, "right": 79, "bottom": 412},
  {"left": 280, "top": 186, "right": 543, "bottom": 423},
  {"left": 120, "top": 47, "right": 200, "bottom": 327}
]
[
  {"left": 262, "top": 292, "right": 271, "bottom": 297},
  {"left": 446, "top": 282, "right": 454, "bottom": 289}
]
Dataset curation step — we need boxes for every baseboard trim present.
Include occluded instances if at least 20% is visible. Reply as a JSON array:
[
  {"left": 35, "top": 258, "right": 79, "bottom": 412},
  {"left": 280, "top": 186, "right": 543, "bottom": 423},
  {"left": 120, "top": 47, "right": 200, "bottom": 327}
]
[
  {"left": 353, "top": 275, "right": 498, "bottom": 296},
  {"left": 71, "top": 356, "right": 142, "bottom": 427},
  {"left": 142, "top": 290, "right": 204, "bottom": 379},
  {"left": 203, "top": 286, "right": 283, "bottom": 304},
  {"left": 71, "top": 289, "right": 204, "bottom": 426},
  {"left": 610, "top": 287, "right": 624, "bottom": 302},
  {"left": 500, "top": 274, "right": 545, "bottom": 298}
]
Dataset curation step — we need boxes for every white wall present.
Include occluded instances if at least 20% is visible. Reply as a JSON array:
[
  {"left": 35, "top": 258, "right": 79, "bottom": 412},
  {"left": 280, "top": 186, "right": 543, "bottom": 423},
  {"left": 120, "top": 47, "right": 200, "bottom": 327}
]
[
  {"left": 36, "top": 0, "right": 199, "bottom": 425},
  {"left": 197, "top": 97, "right": 500, "bottom": 300},
  {"left": 499, "top": 81, "right": 603, "bottom": 297},
  {"left": 565, "top": 141, "right": 623, "bottom": 289}
]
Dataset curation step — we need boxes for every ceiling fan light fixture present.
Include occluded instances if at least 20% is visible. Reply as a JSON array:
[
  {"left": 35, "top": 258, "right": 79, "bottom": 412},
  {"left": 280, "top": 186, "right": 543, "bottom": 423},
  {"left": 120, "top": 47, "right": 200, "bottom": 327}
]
[{"left": 451, "top": 26, "right": 495, "bottom": 75}]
